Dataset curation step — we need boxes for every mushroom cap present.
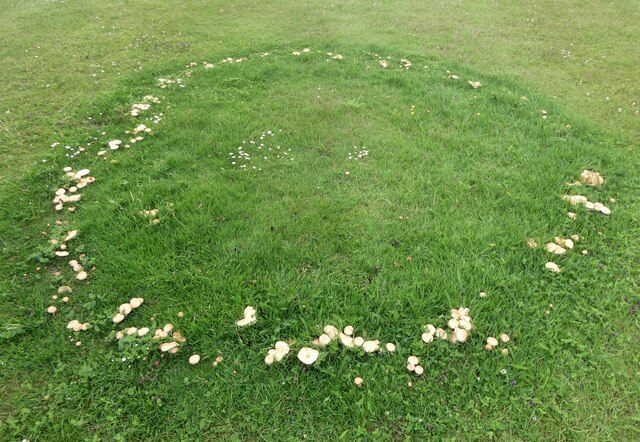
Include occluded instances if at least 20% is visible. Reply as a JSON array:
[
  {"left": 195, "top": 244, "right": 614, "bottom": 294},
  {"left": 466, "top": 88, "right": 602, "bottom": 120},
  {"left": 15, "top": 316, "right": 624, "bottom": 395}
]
[
  {"left": 486, "top": 336, "right": 499, "bottom": 347},
  {"left": 343, "top": 325, "right": 354, "bottom": 336},
  {"left": 159, "top": 342, "right": 179, "bottom": 352},
  {"left": 126, "top": 327, "right": 138, "bottom": 335},
  {"left": 76, "top": 271, "right": 88, "bottom": 280},
  {"left": 168, "top": 346, "right": 179, "bottom": 354},
  {"left": 112, "top": 313, "right": 125, "bottom": 323},
  {"left": 353, "top": 337, "right": 365, "bottom": 347},
  {"left": 163, "top": 323, "right": 174, "bottom": 333},
  {"left": 265, "top": 354, "right": 275, "bottom": 365},
  {"left": 339, "top": 332, "right": 355, "bottom": 348},
  {"left": 119, "top": 303, "right": 133, "bottom": 315},
  {"left": 406, "top": 363, "right": 416, "bottom": 372},
  {"left": 545, "top": 262, "right": 561, "bottom": 273},
  {"left": 64, "top": 230, "right": 78, "bottom": 241},
  {"left": 484, "top": 344, "right": 494, "bottom": 351},
  {"left": 47, "top": 306, "right": 58, "bottom": 314},
  {"left": 545, "top": 243, "right": 567, "bottom": 255},
  {"left": 447, "top": 318, "right": 459, "bottom": 330},
  {"left": 354, "top": 377, "right": 364, "bottom": 386},
  {"left": 407, "top": 355, "right": 419, "bottom": 365},
  {"left": 137, "top": 327, "right": 150, "bottom": 337},
  {"left": 115, "top": 331, "right": 125, "bottom": 340},
  {"left": 189, "top": 354, "right": 201, "bottom": 365},
  {"left": 458, "top": 319, "right": 472, "bottom": 331},
  {"left": 385, "top": 343, "right": 396, "bottom": 352},
  {"left": 414, "top": 365, "right": 424, "bottom": 375},
  {"left": 323, "top": 325, "right": 339, "bottom": 340},
  {"left": 425, "top": 324, "right": 436, "bottom": 335},
  {"left": 67, "top": 320, "right": 80, "bottom": 329},
  {"left": 130, "top": 298, "right": 144, "bottom": 308},
  {"left": 297, "top": 347, "right": 319, "bottom": 365},
  {"left": 318, "top": 334, "right": 332, "bottom": 346},
  {"left": 454, "top": 328, "right": 468, "bottom": 343},
  {"left": 421, "top": 333, "right": 434, "bottom": 343},
  {"left": 57, "top": 286, "right": 73, "bottom": 293},
  {"left": 501, "top": 348, "right": 510, "bottom": 355},
  {"left": 274, "top": 341, "right": 290, "bottom": 355},
  {"left": 436, "top": 328, "right": 448, "bottom": 340},
  {"left": 81, "top": 323, "right": 90, "bottom": 331},
  {"left": 362, "top": 340, "right": 380, "bottom": 353}
]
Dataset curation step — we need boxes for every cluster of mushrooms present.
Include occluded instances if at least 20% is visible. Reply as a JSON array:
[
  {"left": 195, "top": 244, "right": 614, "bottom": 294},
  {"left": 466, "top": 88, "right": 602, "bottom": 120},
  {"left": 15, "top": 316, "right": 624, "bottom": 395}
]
[
  {"left": 53, "top": 167, "right": 95, "bottom": 211},
  {"left": 112, "top": 297, "right": 145, "bottom": 323},
  {"left": 141, "top": 208, "right": 160, "bottom": 225},
  {"left": 422, "top": 307, "right": 473, "bottom": 345},
  {"left": 484, "top": 334, "right": 511, "bottom": 355},
  {"left": 130, "top": 96, "right": 160, "bottom": 117}
]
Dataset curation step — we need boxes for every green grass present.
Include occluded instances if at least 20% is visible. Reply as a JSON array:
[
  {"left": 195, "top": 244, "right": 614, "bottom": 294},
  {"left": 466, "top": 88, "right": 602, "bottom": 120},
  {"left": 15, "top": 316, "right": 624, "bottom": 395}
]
[{"left": 0, "top": 1, "right": 639, "bottom": 441}]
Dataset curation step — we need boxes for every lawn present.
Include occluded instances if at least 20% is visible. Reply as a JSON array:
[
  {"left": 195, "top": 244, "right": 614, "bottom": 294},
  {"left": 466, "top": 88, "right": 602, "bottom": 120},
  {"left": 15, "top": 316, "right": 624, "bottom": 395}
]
[{"left": 0, "top": 1, "right": 639, "bottom": 441}]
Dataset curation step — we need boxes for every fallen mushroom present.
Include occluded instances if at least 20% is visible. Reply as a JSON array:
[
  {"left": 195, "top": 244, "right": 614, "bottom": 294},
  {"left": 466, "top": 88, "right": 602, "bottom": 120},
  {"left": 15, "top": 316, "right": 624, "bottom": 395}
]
[
  {"left": 339, "top": 332, "right": 356, "bottom": 348},
  {"left": 119, "top": 303, "right": 133, "bottom": 315},
  {"left": 468, "top": 80, "right": 481, "bottom": 89},
  {"left": 159, "top": 342, "right": 179, "bottom": 353},
  {"left": 297, "top": 347, "right": 319, "bottom": 365},
  {"left": 57, "top": 286, "right": 72, "bottom": 293}
]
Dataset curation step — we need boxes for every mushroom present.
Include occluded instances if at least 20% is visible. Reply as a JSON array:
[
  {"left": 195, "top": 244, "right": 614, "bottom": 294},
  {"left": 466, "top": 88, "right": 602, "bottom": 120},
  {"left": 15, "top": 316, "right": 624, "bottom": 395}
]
[
  {"left": 580, "top": 170, "right": 604, "bottom": 186},
  {"left": 593, "top": 202, "right": 611, "bottom": 215},
  {"left": 425, "top": 324, "right": 436, "bottom": 335},
  {"left": 297, "top": 347, "right": 319, "bottom": 365},
  {"left": 353, "top": 337, "right": 365, "bottom": 347},
  {"left": 385, "top": 343, "right": 396, "bottom": 352},
  {"left": 436, "top": 328, "right": 448, "bottom": 340},
  {"left": 562, "top": 194, "right": 588, "bottom": 206},
  {"left": 236, "top": 305, "right": 256, "bottom": 327},
  {"left": 414, "top": 365, "right": 424, "bottom": 375},
  {"left": 55, "top": 251, "right": 69, "bottom": 257},
  {"left": 172, "top": 331, "right": 187, "bottom": 343},
  {"left": 468, "top": 80, "right": 481, "bottom": 89},
  {"left": 76, "top": 271, "right": 88, "bottom": 280},
  {"left": 545, "top": 243, "right": 567, "bottom": 255},
  {"left": 130, "top": 298, "right": 144, "bottom": 308},
  {"left": 501, "top": 348, "right": 509, "bottom": 356},
  {"left": 323, "top": 325, "right": 339, "bottom": 340},
  {"left": 527, "top": 238, "right": 538, "bottom": 249},
  {"left": 458, "top": 319, "right": 472, "bottom": 331},
  {"left": 159, "top": 342, "right": 179, "bottom": 352},
  {"left": 479, "top": 291, "right": 487, "bottom": 298},
  {"left": 339, "top": 332, "right": 355, "bottom": 348},
  {"left": 274, "top": 341, "right": 290, "bottom": 356},
  {"left": 64, "top": 230, "right": 78, "bottom": 241},
  {"left": 119, "top": 303, "right": 133, "bottom": 315},
  {"left": 354, "top": 377, "right": 364, "bottom": 387},
  {"left": 406, "top": 364, "right": 416, "bottom": 372},
  {"left": 500, "top": 334, "right": 510, "bottom": 343},
  {"left": 486, "top": 337, "right": 499, "bottom": 347},
  {"left": 137, "top": 327, "right": 150, "bottom": 337},
  {"left": 189, "top": 354, "right": 201, "bottom": 365},
  {"left": 362, "top": 340, "right": 380, "bottom": 353},
  {"left": 163, "top": 323, "right": 174, "bottom": 333},
  {"left": 454, "top": 328, "right": 468, "bottom": 343},
  {"left": 81, "top": 323, "right": 90, "bottom": 331},
  {"left": 126, "top": 327, "right": 138, "bottom": 335},
  {"left": 264, "top": 354, "right": 275, "bottom": 365},
  {"left": 447, "top": 318, "right": 459, "bottom": 329},
  {"left": 484, "top": 344, "right": 494, "bottom": 351},
  {"left": 58, "top": 286, "right": 72, "bottom": 293},
  {"left": 47, "top": 306, "right": 58, "bottom": 314},
  {"left": 545, "top": 262, "right": 561, "bottom": 273},
  {"left": 318, "top": 334, "right": 332, "bottom": 347},
  {"left": 343, "top": 325, "right": 354, "bottom": 336},
  {"left": 421, "top": 332, "right": 434, "bottom": 343},
  {"left": 168, "top": 346, "right": 179, "bottom": 354},
  {"left": 112, "top": 313, "right": 125, "bottom": 323},
  {"left": 115, "top": 331, "right": 125, "bottom": 340},
  {"left": 407, "top": 356, "right": 419, "bottom": 366}
]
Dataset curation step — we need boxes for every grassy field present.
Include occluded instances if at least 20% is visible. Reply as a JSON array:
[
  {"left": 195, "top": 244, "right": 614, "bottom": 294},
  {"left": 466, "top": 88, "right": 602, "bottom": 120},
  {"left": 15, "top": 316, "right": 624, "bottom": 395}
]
[{"left": 1, "top": 1, "right": 639, "bottom": 440}]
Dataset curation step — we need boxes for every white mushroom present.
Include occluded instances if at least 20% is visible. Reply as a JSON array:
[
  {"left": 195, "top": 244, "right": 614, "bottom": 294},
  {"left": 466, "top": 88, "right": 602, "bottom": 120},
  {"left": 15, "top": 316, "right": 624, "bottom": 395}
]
[
  {"left": 130, "top": 298, "right": 144, "bottom": 308},
  {"left": 339, "top": 332, "right": 355, "bottom": 348},
  {"left": 323, "top": 325, "right": 339, "bottom": 340},
  {"left": 76, "top": 271, "right": 88, "bottom": 280},
  {"left": 118, "top": 303, "right": 132, "bottom": 315},
  {"left": 454, "top": 328, "right": 468, "bottom": 343},
  {"left": 297, "top": 347, "right": 319, "bottom": 365},
  {"left": 436, "top": 328, "right": 448, "bottom": 340},
  {"left": 500, "top": 334, "right": 510, "bottom": 343},
  {"left": 137, "top": 327, "right": 150, "bottom": 337},
  {"left": 353, "top": 337, "right": 365, "bottom": 347},
  {"left": 362, "top": 340, "right": 380, "bottom": 353},
  {"left": 343, "top": 325, "right": 354, "bottom": 336},
  {"left": 406, "top": 363, "right": 416, "bottom": 372},
  {"left": 580, "top": 170, "right": 604, "bottom": 186},
  {"left": 501, "top": 348, "right": 510, "bottom": 356},
  {"left": 545, "top": 262, "right": 561, "bottom": 273},
  {"left": 407, "top": 355, "right": 419, "bottom": 365},
  {"left": 385, "top": 343, "right": 396, "bottom": 352},
  {"left": 112, "top": 313, "right": 125, "bottom": 323},
  {"left": 265, "top": 354, "right": 275, "bottom": 365},
  {"left": 486, "top": 337, "right": 499, "bottom": 347},
  {"left": 447, "top": 318, "right": 459, "bottom": 329},
  {"left": 159, "top": 342, "right": 179, "bottom": 352},
  {"left": 318, "top": 334, "right": 332, "bottom": 347},
  {"left": 354, "top": 377, "right": 364, "bottom": 387},
  {"left": 189, "top": 354, "right": 201, "bottom": 365},
  {"left": 58, "top": 286, "right": 72, "bottom": 293},
  {"left": 236, "top": 305, "right": 257, "bottom": 327},
  {"left": 425, "top": 324, "right": 436, "bottom": 335},
  {"left": 421, "top": 332, "right": 434, "bottom": 343},
  {"left": 414, "top": 365, "right": 424, "bottom": 375},
  {"left": 545, "top": 243, "right": 567, "bottom": 255},
  {"left": 47, "top": 306, "right": 58, "bottom": 314}
]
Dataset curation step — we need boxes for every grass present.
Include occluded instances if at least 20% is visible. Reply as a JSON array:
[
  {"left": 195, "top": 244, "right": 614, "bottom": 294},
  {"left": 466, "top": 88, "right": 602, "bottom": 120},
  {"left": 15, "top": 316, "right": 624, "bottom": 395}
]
[{"left": 1, "top": 1, "right": 639, "bottom": 441}]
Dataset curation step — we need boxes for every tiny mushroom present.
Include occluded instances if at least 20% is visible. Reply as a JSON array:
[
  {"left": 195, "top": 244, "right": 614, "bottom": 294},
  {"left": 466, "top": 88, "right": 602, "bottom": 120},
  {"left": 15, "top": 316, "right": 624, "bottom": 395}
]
[
  {"left": 343, "top": 325, "right": 354, "bottom": 336},
  {"left": 323, "top": 325, "right": 339, "bottom": 340},
  {"left": 414, "top": 365, "right": 424, "bottom": 375},
  {"left": 545, "top": 262, "right": 561, "bottom": 273},
  {"left": 407, "top": 355, "right": 419, "bottom": 366},
  {"left": 385, "top": 343, "right": 396, "bottom": 352},
  {"left": 353, "top": 336, "right": 365, "bottom": 347},
  {"left": 189, "top": 354, "right": 201, "bottom": 365},
  {"left": 486, "top": 337, "right": 499, "bottom": 347},
  {"left": 47, "top": 306, "right": 58, "bottom": 314},
  {"left": 130, "top": 297, "right": 144, "bottom": 308},
  {"left": 362, "top": 340, "right": 380, "bottom": 353},
  {"left": 354, "top": 377, "right": 364, "bottom": 387},
  {"left": 500, "top": 334, "right": 510, "bottom": 343},
  {"left": 112, "top": 313, "right": 125, "bottom": 323}
]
